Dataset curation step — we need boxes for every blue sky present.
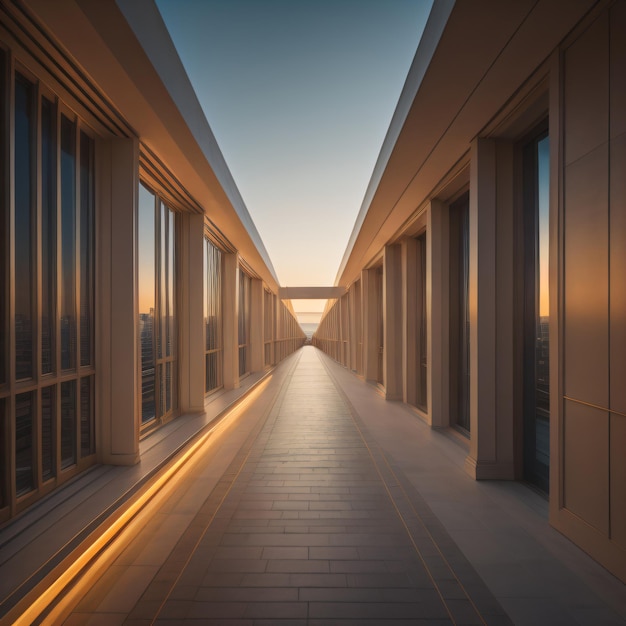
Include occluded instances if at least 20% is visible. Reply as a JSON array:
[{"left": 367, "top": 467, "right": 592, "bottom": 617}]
[{"left": 155, "top": 0, "right": 432, "bottom": 321}]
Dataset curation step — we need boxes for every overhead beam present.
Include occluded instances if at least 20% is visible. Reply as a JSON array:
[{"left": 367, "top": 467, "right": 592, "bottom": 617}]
[{"left": 279, "top": 286, "right": 346, "bottom": 300}]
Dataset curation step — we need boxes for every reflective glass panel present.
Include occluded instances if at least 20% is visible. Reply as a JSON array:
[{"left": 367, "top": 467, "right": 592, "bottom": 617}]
[
  {"left": 80, "top": 376, "right": 94, "bottom": 457},
  {"left": 524, "top": 130, "right": 550, "bottom": 492},
  {"left": 61, "top": 379, "right": 76, "bottom": 468},
  {"left": 80, "top": 132, "right": 94, "bottom": 367},
  {"left": 138, "top": 184, "right": 156, "bottom": 423},
  {"left": 0, "top": 399, "right": 5, "bottom": 507},
  {"left": 61, "top": 115, "right": 76, "bottom": 370},
  {"left": 14, "top": 75, "right": 34, "bottom": 381},
  {"left": 41, "top": 98, "right": 56, "bottom": 375},
  {"left": 41, "top": 385, "right": 55, "bottom": 481},
  {"left": 15, "top": 392, "right": 34, "bottom": 495},
  {"left": 0, "top": 50, "right": 6, "bottom": 385}
]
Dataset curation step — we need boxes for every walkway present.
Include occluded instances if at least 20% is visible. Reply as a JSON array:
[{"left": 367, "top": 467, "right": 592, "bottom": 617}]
[{"left": 57, "top": 347, "right": 626, "bottom": 624}]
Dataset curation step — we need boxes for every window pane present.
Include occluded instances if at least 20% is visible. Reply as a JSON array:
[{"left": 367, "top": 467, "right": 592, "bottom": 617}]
[
  {"left": 204, "top": 238, "right": 222, "bottom": 393},
  {"left": 80, "top": 376, "right": 94, "bottom": 457},
  {"left": 165, "top": 360, "right": 172, "bottom": 413},
  {"left": 158, "top": 202, "right": 166, "bottom": 360},
  {"left": 61, "top": 380, "right": 76, "bottom": 468},
  {"left": 15, "top": 75, "right": 34, "bottom": 381},
  {"left": 138, "top": 184, "right": 156, "bottom": 423},
  {"left": 42, "top": 98, "right": 56, "bottom": 375},
  {"left": 41, "top": 385, "right": 55, "bottom": 481},
  {"left": 0, "top": 50, "right": 6, "bottom": 385},
  {"left": 417, "top": 234, "right": 427, "bottom": 411},
  {"left": 167, "top": 207, "right": 175, "bottom": 358},
  {"left": 61, "top": 115, "right": 76, "bottom": 371},
  {"left": 15, "top": 392, "right": 34, "bottom": 495},
  {"left": 80, "top": 132, "right": 94, "bottom": 367},
  {"left": 0, "top": 398, "right": 6, "bottom": 508}
]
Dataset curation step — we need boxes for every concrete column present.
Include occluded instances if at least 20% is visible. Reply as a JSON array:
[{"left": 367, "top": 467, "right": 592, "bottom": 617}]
[
  {"left": 222, "top": 252, "right": 239, "bottom": 389},
  {"left": 97, "top": 137, "right": 139, "bottom": 465},
  {"left": 428, "top": 199, "right": 450, "bottom": 429},
  {"left": 250, "top": 278, "right": 264, "bottom": 373},
  {"left": 465, "top": 138, "right": 514, "bottom": 479},
  {"left": 178, "top": 212, "right": 205, "bottom": 413},
  {"left": 383, "top": 244, "right": 403, "bottom": 400}
]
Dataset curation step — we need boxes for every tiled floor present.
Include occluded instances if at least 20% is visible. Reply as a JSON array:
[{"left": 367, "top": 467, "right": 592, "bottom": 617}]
[{"left": 51, "top": 348, "right": 626, "bottom": 623}]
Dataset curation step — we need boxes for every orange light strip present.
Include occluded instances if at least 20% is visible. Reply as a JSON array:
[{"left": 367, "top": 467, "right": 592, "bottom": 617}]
[{"left": 12, "top": 376, "right": 272, "bottom": 626}]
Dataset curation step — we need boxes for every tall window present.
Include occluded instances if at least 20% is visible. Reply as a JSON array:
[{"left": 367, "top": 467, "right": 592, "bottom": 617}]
[
  {"left": 264, "top": 289, "right": 274, "bottom": 367},
  {"left": 450, "top": 193, "right": 470, "bottom": 433},
  {"left": 523, "top": 128, "right": 550, "bottom": 492},
  {"left": 416, "top": 234, "right": 428, "bottom": 411},
  {"left": 238, "top": 269, "right": 251, "bottom": 377},
  {"left": 204, "top": 236, "right": 223, "bottom": 394},
  {"left": 376, "top": 265, "right": 384, "bottom": 385},
  {"left": 138, "top": 184, "right": 177, "bottom": 426},
  {"left": 1, "top": 66, "right": 96, "bottom": 517}
]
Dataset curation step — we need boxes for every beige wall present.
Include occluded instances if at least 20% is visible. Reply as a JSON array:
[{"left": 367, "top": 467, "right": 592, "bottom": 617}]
[
  {"left": 312, "top": 0, "right": 626, "bottom": 584},
  {"left": 552, "top": 3, "right": 626, "bottom": 581}
]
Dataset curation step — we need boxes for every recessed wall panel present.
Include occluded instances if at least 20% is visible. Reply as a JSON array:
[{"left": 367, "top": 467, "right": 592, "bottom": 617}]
[
  {"left": 563, "top": 14, "right": 609, "bottom": 165},
  {"left": 611, "top": 414, "right": 626, "bottom": 549},
  {"left": 563, "top": 146, "right": 609, "bottom": 408},
  {"left": 610, "top": 1, "right": 626, "bottom": 139},
  {"left": 611, "top": 134, "right": 626, "bottom": 415},
  {"left": 563, "top": 400, "right": 609, "bottom": 534}
]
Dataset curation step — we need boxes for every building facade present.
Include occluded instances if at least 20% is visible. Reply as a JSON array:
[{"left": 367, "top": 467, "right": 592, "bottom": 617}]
[
  {"left": 0, "top": 0, "right": 304, "bottom": 525},
  {"left": 314, "top": 0, "right": 626, "bottom": 583}
]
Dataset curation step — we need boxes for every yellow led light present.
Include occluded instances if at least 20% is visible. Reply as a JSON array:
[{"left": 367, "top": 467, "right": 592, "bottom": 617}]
[{"left": 11, "top": 376, "right": 272, "bottom": 626}]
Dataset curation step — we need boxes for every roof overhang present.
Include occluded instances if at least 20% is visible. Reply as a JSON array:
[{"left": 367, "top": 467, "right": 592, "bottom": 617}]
[
  {"left": 335, "top": 0, "right": 597, "bottom": 288},
  {"left": 23, "top": 0, "right": 280, "bottom": 290}
]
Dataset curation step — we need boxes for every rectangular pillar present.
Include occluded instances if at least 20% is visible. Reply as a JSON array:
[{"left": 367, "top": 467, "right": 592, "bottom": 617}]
[
  {"left": 97, "top": 137, "right": 139, "bottom": 465},
  {"left": 250, "top": 278, "right": 264, "bottom": 373},
  {"left": 178, "top": 212, "right": 205, "bottom": 413},
  {"left": 428, "top": 200, "right": 449, "bottom": 429},
  {"left": 465, "top": 138, "right": 514, "bottom": 479},
  {"left": 361, "top": 268, "right": 379, "bottom": 384}
]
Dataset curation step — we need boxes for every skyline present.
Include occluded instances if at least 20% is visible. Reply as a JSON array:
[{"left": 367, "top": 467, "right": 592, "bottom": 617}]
[{"left": 155, "top": 0, "right": 432, "bottom": 321}]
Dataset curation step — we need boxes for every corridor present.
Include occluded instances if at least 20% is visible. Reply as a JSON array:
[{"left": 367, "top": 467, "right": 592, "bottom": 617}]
[{"left": 50, "top": 347, "right": 624, "bottom": 625}]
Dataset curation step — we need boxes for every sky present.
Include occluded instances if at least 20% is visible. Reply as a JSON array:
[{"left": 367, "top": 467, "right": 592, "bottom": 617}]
[{"left": 155, "top": 0, "right": 433, "bottom": 323}]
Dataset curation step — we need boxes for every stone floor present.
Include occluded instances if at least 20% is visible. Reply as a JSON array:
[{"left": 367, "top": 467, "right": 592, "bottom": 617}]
[{"left": 7, "top": 346, "right": 626, "bottom": 625}]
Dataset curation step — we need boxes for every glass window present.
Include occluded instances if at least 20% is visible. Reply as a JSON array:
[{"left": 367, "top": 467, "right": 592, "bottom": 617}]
[
  {"left": 450, "top": 193, "right": 470, "bottom": 433},
  {"left": 416, "top": 234, "right": 428, "bottom": 412},
  {"left": 41, "top": 385, "right": 55, "bottom": 481},
  {"left": 238, "top": 270, "right": 251, "bottom": 377},
  {"left": 15, "top": 392, "right": 34, "bottom": 496},
  {"left": 0, "top": 50, "right": 7, "bottom": 386},
  {"left": 138, "top": 184, "right": 177, "bottom": 426},
  {"left": 204, "top": 237, "right": 223, "bottom": 393},
  {"left": 523, "top": 129, "right": 550, "bottom": 492},
  {"left": 14, "top": 74, "right": 34, "bottom": 381},
  {"left": 138, "top": 184, "right": 156, "bottom": 424},
  {"left": 264, "top": 289, "right": 274, "bottom": 367},
  {"left": 42, "top": 98, "right": 56, "bottom": 376},
  {"left": 1, "top": 61, "right": 97, "bottom": 518},
  {"left": 60, "top": 115, "right": 76, "bottom": 371},
  {"left": 80, "top": 132, "right": 94, "bottom": 367},
  {"left": 61, "top": 380, "right": 76, "bottom": 469},
  {"left": 80, "top": 376, "right": 94, "bottom": 458},
  {"left": 376, "top": 266, "right": 384, "bottom": 385}
]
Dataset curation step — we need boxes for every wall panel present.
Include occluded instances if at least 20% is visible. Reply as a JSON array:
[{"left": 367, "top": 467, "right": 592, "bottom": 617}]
[
  {"left": 563, "top": 400, "right": 609, "bottom": 534},
  {"left": 563, "top": 146, "right": 609, "bottom": 408}
]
